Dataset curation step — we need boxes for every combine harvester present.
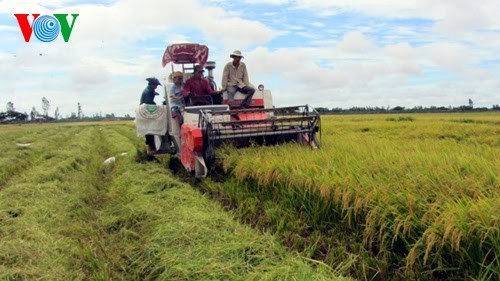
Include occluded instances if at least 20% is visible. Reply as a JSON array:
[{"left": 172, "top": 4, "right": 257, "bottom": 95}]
[{"left": 156, "top": 43, "right": 321, "bottom": 178}]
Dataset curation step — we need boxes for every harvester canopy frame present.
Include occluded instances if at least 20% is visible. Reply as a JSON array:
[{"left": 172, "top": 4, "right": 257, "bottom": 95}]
[{"left": 162, "top": 43, "right": 209, "bottom": 74}]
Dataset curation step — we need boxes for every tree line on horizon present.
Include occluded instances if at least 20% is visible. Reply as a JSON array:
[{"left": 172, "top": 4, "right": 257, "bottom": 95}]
[
  {"left": 315, "top": 99, "right": 500, "bottom": 114},
  {"left": 1, "top": 98, "right": 134, "bottom": 123},
  {"left": 1, "top": 98, "right": 499, "bottom": 124}
]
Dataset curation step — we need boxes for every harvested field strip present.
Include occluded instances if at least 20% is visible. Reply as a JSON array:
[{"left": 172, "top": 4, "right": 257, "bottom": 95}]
[
  {"left": 106, "top": 163, "right": 351, "bottom": 280},
  {"left": 0, "top": 126, "right": 118, "bottom": 279},
  {"left": 0, "top": 126, "right": 83, "bottom": 187},
  {"left": 0, "top": 122, "right": 351, "bottom": 280}
]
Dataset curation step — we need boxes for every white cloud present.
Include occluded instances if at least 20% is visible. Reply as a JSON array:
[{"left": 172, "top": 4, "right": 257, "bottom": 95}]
[
  {"left": 421, "top": 43, "right": 473, "bottom": 73},
  {"left": 385, "top": 43, "right": 417, "bottom": 60},
  {"left": 200, "top": 15, "right": 275, "bottom": 47},
  {"left": 338, "top": 31, "right": 373, "bottom": 53},
  {"left": 310, "top": 22, "right": 324, "bottom": 28},
  {"left": 392, "top": 62, "right": 421, "bottom": 75},
  {"left": 422, "top": 0, "right": 499, "bottom": 32},
  {"left": 0, "top": 0, "right": 277, "bottom": 116},
  {"left": 0, "top": 25, "right": 17, "bottom": 32},
  {"left": 294, "top": 0, "right": 500, "bottom": 32},
  {"left": 70, "top": 64, "right": 111, "bottom": 88},
  {"left": 244, "top": 0, "right": 289, "bottom": 4},
  {"left": 0, "top": 0, "right": 498, "bottom": 116}
]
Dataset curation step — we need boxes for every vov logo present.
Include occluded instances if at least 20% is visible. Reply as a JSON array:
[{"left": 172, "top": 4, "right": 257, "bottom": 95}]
[{"left": 14, "top": 14, "right": 79, "bottom": 42}]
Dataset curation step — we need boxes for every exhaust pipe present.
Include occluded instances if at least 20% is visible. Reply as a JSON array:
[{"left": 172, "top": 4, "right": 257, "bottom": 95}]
[{"left": 205, "top": 61, "right": 217, "bottom": 91}]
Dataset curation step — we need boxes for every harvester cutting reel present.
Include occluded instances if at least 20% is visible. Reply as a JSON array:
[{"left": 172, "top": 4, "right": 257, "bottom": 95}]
[{"left": 184, "top": 105, "right": 321, "bottom": 177}]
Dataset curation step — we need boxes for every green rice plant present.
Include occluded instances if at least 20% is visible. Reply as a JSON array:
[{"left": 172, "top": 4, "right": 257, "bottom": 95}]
[
  {"left": 218, "top": 112, "right": 500, "bottom": 280},
  {"left": 386, "top": 116, "right": 415, "bottom": 122}
]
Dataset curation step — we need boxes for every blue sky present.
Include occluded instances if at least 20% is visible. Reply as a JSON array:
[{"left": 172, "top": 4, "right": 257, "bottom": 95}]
[{"left": 1, "top": 0, "right": 499, "bottom": 117}]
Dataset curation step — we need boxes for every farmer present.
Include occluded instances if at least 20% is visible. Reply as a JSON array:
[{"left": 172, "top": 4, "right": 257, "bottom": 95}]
[
  {"left": 182, "top": 65, "right": 214, "bottom": 106},
  {"left": 140, "top": 77, "right": 162, "bottom": 155},
  {"left": 169, "top": 71, "right": 185, "bottom": 109},
  {"left": 168, "top": 71, "right": 185, "bottom": 124},
  {"left": 221, "top": 50, "right": 255, "bottom": 108}
]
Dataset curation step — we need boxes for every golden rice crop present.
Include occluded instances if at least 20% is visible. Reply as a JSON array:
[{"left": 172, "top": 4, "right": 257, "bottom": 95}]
[{"left": 220, "top": 112, "right": 499, "bottom": 279}]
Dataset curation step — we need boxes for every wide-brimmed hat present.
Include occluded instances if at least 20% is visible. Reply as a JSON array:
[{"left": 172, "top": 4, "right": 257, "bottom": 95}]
[
  {"left": 172, "top": 71, "right": 183, "bottom": 78},
  {"left": 146, "top": 77, "right": 162, "bottom": 86},
  {"left": 230, "top": 50, "right": 244, "bottom": 58}
]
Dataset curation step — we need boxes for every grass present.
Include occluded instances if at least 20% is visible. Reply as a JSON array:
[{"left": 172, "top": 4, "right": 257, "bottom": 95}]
[{"left": 0, "top": 121, "right": 350, "bottom": 280}]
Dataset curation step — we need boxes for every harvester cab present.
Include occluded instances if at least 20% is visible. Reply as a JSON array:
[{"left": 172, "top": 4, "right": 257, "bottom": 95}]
[{"left": 155, "top": 43, "right": 321, "bottom": 178}]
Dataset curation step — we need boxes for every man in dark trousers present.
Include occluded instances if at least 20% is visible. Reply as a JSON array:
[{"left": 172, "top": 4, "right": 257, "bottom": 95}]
[
  {"left": 140, "top": 77, "right": 162, "bottom": 155},
  {"left": 221, "top": 50, "right": 255, "bottom": 108}
]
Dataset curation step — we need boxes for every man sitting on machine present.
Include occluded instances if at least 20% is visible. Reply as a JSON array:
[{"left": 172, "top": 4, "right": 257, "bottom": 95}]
[{"left": 182, "top": 65, "right": 214, "bottom": 106}]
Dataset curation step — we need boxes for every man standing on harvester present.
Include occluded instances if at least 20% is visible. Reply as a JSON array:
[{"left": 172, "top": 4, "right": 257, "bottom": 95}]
[
  {"left": 139, "top": 77, "right": 163, "bottom": 155},
  {"left": 221, "top": 50, "right": 255, "bottom": 109}
]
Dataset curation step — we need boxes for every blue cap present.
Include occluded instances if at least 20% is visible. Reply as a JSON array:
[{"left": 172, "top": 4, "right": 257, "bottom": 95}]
[{"left": 146, "top": 77, "right": 162, "bottom": 86}]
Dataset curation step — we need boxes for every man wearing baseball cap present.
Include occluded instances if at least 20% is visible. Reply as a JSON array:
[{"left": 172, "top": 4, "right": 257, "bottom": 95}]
[
  {"left": 221, "top": 50, "right": 255, "bottom": 108},
  {"left": 182, "top": 65, "right": 214, "bottom": 106}
]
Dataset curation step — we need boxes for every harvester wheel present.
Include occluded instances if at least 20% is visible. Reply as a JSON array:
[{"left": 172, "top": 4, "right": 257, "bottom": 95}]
[{"left": 203, "top": 122, "right": 216, "bottom": 165}]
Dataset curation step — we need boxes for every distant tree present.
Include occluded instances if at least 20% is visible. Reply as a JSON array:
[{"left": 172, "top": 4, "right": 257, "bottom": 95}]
[
  {"left": 391, "top": 106, "right": 405, "bottom": 111},
  {"left": 42, "top": 97, "right": 50, "bottom": 116},
  {"left": 77, "top": 102, "right": 82, "bottom": 119},
  {"left": 6, "top": 101, "right": 15, "bottom": 112},
  {"left": 0, "top": 111, "right": 28, "bottom": 122},
  {"left": 468, "top": 98, "right": 474, "bottom": 108},
  {"left": 30, "top": 107, "right": 38, "bottom": 120},
  {"left": 315, "top": 107, "right": 330, "bottom": 113},
  {"left": 410, "top": 106, "right": 422, "bottom": 112},
  {"left": 457, "top": 105, "right": 473, "bottom": 111},
  {"left": 54, "top": 107, "right": 60, "bottom": 120}
]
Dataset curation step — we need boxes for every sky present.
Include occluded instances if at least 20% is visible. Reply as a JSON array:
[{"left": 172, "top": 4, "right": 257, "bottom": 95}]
[{"left": 0, "top": 0, "right": 499, "bottom": 117}]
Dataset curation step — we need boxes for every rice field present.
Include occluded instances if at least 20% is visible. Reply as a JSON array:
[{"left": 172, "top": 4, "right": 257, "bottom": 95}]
[
  {"left": 209, "top": 112, "right": 499, "bottom": 280},
  {"left": 0, "top": 112, "right": 498, "bottom": 280},
  {"left": 0, "top": 121, "right": 350, "bottom": 280}
]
